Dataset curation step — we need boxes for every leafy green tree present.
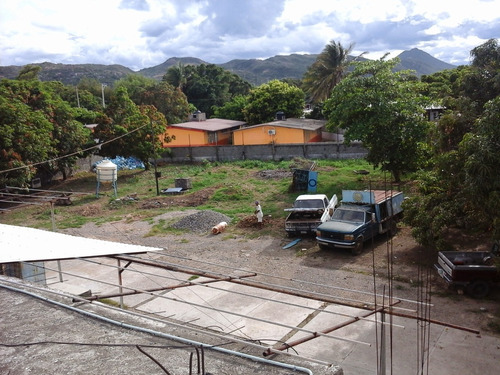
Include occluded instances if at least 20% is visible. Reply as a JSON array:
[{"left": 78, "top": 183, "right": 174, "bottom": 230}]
[
  {"left": 16, "top": 65, "right": 42, "bottom": 81},
  {"left": 324, "top": 57, "right": 430, "bottom": 182},
  {"left": 114, "top": 74, "right": 156, "bottom": 100},
  {"left": 164, "top": 62, "right": 187, "bottom": 90},
  {"left": 404, "top": 39, "right": 500, "bottom": 248},
  {"left": 165, "top": 64, "right": 251, "bottom": 117},
  {"left": 302, "top": 40, "right": 354, "bottom": 104},
  {"left": 76, "top": 77, "right": 111, "bottom": 110},
  {"left": 139, "top": 82, "right": 189, "bottom": 125},
  {"left": 0, "top": 81, "right": 53, "bottom": 186},
  {"left": 212, "top": 95, "right": 248, "bottom": 121},
  {"left": 243, "top": 80, "right": 305, "bottom": 125},
  {"left": 94, "top": 87, "right": 170, "bottom": 169},
  {"left": 459, "top": 97, "right": 500, "bottom": 238},
  {"left": 0, "top": 79, "right": 91, "bottom": 186},
  {"left": 115, "top": 74, "right": 190, "bottom": 124}
]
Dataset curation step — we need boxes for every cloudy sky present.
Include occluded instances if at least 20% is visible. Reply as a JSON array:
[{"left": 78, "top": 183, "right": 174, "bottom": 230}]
[{"left": 1, "top": 0, "right": 498, "bottom": 71}]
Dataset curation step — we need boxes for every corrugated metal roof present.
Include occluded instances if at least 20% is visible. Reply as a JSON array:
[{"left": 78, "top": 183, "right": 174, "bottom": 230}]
[
  {"left": 0, "top": 224, "right": 163, "bottom": 262},
  {"left": 234, "top": 118, "right": 326, "bottom": 132},
  {"left": 171, "top": 118, "right": 246, "bottom": 131}
]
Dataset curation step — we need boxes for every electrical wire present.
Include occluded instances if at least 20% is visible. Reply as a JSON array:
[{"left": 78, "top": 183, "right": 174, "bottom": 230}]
[{"left": 0, "top": 123, "right": 148, "bottom": 175}]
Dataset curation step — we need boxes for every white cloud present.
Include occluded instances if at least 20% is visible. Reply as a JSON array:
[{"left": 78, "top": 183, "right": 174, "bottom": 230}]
[{"left": 0, "top": 0, "right": 498, "bottom": 70}]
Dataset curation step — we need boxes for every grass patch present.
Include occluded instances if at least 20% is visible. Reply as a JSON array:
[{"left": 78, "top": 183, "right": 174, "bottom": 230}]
[
  {"left": 0, "top": 159, "right": 412, "bottom": 231},
  {"left": 145, "top": 218, "right": 184, "bottom": 237}
]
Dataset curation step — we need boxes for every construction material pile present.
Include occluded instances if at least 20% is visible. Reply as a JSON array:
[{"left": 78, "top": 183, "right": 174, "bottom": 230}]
[{"left": 171, "top": 210, "right": 231, "bottom": 233}]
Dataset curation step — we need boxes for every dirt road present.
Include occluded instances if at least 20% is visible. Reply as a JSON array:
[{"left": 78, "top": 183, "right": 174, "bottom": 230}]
[{"left": 61, "top": 209, "right": 500, "bottom": 337}]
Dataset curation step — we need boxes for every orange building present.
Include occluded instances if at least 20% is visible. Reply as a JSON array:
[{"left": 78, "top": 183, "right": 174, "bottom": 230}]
[
  {"left": 232, "top": 118, "right": 325, "bottom": 145},
  {"left": 164, "top": 117, "right": 246, "bottom": 147}
]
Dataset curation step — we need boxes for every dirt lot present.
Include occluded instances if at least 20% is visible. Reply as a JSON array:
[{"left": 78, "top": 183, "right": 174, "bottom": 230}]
[{"left": 58, "top": 186, "right": 500, "bottom": 339}]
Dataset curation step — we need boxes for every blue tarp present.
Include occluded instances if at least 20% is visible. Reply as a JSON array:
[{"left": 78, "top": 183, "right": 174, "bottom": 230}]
[{"left": 94, "top": 156, "right": 145, "bottom": 171}]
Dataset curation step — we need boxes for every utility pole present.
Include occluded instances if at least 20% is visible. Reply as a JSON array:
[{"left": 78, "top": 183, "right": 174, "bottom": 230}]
[
  {"left": 150, "top": 119, "right": 160, "bottom": 195},
  {"left": 101, "top": 83, "right": 107, "bottom": 108},
  {"left": 76, "top": 87, "right": 80, "bottom": 108}
]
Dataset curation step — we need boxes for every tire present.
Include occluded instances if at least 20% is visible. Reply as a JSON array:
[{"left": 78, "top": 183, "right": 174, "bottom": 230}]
[
  {"left": 466, "top": 280, "right": 490, "bottom": 298},
  {"left": 351, "top": 239, "right": 363, "bottom": 256}
]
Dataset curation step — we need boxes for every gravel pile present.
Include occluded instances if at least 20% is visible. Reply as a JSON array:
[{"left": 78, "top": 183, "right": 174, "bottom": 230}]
[{"left": 171, "top": 210, "right": 232, "bottom": 233}]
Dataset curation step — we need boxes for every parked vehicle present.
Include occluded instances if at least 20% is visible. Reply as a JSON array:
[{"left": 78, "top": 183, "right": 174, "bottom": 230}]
[
  {"left": 434, "top": 242, "right": 499, "bottom": 298},
  {"left": 284, "top": 194, "right": 338, "bottom": 236},
  {"left": 315, "top": 189, "right": 404, "bottom": 255}
]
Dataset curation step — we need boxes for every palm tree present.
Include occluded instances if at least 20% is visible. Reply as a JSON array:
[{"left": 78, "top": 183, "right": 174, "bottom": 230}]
[
  {"left": 302, "top": 40, "right": 355, "bottom": 104},
  {"left": 163, "top": 62, "right": 187, "bottom": 90}
]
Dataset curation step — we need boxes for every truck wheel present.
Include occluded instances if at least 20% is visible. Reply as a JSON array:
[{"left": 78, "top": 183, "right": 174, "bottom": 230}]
[
  {"left": 351, "top": 240, "right": 363, "bottom": 256},
  {"left": 466, "top": 281, "right": 490, "bottom": 298},
  {"left": 318, "top": 243, "right": 329, "bottom": 250}
]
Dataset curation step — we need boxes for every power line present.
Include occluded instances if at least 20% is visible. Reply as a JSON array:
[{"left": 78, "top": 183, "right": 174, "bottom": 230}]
[{"left": 0, "top": 123, "right": 148, "bottom": 175}]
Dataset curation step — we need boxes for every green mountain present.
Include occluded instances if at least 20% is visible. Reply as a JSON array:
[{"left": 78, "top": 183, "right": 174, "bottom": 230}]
[
  {"left": 138, "top": 57, "right": 206, "bottom": 81},
  {"left": 2, "top": 62, "right": 135, "bottom": 85},
  {"left": 218, "top": 54, "right": 319, "bottom": 85},
  {"left": 395, "top": 48, "right": 456, "bottom": 76},
  {"left": 0, "top": 49, "right": 457, "bottom": 86}
]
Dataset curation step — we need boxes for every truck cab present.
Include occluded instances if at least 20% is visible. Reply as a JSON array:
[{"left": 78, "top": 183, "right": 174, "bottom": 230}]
[
  {"left": 284, "top": 194, "right": 338, "bottom": 236},
  {"left": 316, "top": 190, "right": 403, "bottom": 255}
]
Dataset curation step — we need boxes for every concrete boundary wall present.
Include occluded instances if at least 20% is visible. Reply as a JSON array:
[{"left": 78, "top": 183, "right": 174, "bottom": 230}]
[{"left": 159, "top": 142, "right": 367, "bottom": 163}]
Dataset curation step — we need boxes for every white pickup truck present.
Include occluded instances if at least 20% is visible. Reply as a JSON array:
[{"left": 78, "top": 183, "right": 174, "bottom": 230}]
[{"left": 284, "top": 194, "right": 338, "bottom": 236}]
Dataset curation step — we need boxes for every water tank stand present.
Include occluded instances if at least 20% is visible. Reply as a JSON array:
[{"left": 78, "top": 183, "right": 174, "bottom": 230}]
[{"left": 96, "top": 170, "right": 117, "bottom": 197}]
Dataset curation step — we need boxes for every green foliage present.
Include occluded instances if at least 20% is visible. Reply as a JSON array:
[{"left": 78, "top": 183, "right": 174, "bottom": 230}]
[
  {"left": 212, "top": 95, "right": 248, "bottom": 121},
  {"left": 324, "top": 57, "right": 431, "bottom": 182},
  {"left": 164, "top": 64, "right": 252, "bottom": 117},
  {"left": 93, "top": 87, "right": 168, "bottom": 169},
  {"left": 0, "top": 78, "right": 92, "bottom": 186},
  {"left": 16, "top": 65, "right": 42, "bottom": 81},
  {"left": 404, "top": 39, "right": 500, "bottom": 248},
  {"left": 116, "top": 74, "right": 190, "bottom": 124},
  {"left": 243, "top": 80, "right": 305, "bottom": 125},
  {"left": 460, "top": 97, "right": 500, "bottom": 238},
  {"left": 302, "top": 40, "right": 354, "bottom": 104}
]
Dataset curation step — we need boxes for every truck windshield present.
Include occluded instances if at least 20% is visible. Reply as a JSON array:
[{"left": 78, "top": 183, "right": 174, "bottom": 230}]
[
  {"left": 332, "top": 209, "right": 365, "bottom": 222},
  {"left": 294, "top": 199, "right": 324, "bottom": 209}
]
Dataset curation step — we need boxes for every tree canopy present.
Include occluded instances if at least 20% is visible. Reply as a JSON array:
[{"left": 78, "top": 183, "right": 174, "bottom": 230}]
[
  {"left": 243, "top": 80, "right": 305, "bottom": 125},
  {"left": 116, "top": 74, "right": 190, "bottom": 125},
  {"left": 0, "top": 79, "right": 91, "bottom": 186},
  {"left": 403, "top": 38, "right": 500, "bottom": 248},
  {"left": 93, "top": 87, "right": 171, "bottom": 170},
  {"left": 302, "top": 40, "right": 354, "bottom": 104},
  {"left": 324, "top": 57, "right": 430, "bottom": 182},
  {"left": 163, "top": 64, "right": 251, "bottom": 117}
]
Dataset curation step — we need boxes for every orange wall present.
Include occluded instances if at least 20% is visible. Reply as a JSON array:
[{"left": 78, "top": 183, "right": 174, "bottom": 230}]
[
  {"left": 233, "top": 125, "right": 320, "bottom": 145},
  {"left": 213, "top": 131, "right": 232, "bottom": 145},
  {"left": 304, "top": 129, "right": 322, "bottom": 142},
  {"left": 163, "top": 128, "right": 207, "bottom": 147},
  {"left": 165, "top": 126, "right": 322, "bottom": 147}
]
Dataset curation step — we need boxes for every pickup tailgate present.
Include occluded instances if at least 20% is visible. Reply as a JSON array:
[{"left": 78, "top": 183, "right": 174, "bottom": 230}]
[{"left": 435, "top": 251, "right": 498, "bottom": 284}]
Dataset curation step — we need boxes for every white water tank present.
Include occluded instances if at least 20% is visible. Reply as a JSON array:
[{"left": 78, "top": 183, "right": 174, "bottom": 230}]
[{"left": 96, "top": 160, "right": 117, "bottom": 182}]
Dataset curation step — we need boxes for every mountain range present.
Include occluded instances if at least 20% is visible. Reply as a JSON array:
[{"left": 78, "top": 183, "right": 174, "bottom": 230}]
[{"left": 0, "top": 48, "right": 456, "bottom": 86}]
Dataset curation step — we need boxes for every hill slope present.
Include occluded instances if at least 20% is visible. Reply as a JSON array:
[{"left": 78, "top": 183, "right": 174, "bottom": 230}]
[
  {"left": 0, "top": 49, "right": 457, "bottom": 86},
  {"left": 396, "top": 48, "right": 456, "bottom": 76}
]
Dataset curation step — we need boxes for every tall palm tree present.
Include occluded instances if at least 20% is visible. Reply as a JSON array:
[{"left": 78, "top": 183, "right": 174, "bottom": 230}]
[
  {"left": 302, "top": 40, "right": 355, "bottom": 104},
  {"left": 163, "top": 62, "right": 187, "bottom": 90}
]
